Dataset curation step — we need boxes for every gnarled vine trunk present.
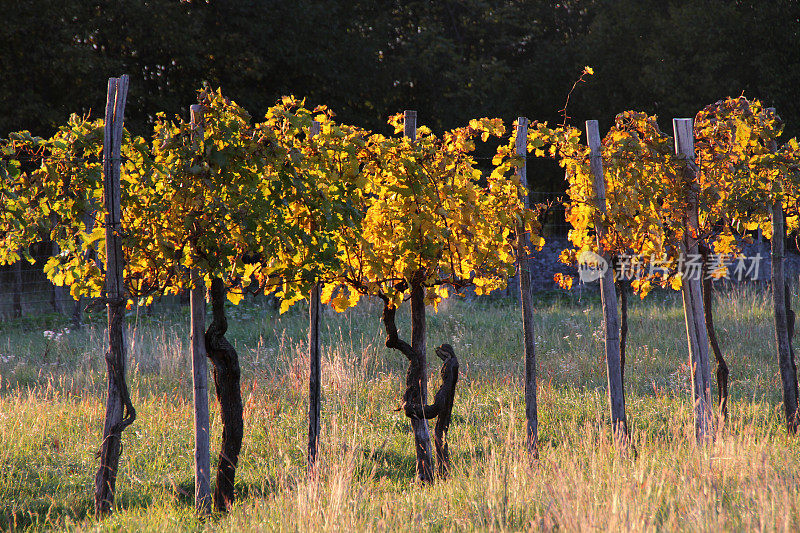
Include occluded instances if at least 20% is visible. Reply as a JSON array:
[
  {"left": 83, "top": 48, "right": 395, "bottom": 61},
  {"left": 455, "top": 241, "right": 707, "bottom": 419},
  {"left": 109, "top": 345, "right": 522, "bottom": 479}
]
[
  {"left": 403, "top": 344, "right": 459, "bottom": 477},
  {"left": 205, "top": 278, "right": 244, "bottom": 512},
  {"left": 381, "top": 288, "right": 434, "bottom": 482},
  {"left": 699, "top": 244, "right": 730, "bottom": 420}
]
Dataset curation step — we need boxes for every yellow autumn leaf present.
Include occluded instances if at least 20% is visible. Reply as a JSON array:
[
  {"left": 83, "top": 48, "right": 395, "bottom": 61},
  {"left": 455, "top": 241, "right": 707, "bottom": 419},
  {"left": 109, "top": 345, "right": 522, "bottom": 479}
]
[
  {"left": 242, "top": 261, "right": 261, "bottom": 281},
  {"left": 52, "top": 270, "right": 66, "bottom": 287},
  {"left": 320, "top": 283, "right": 339, "bottom": 304},
  {"left": 347, "top": 287, "right": 361, "bottom": 308},
  {"left": 329, "top": 295, "right": 350, "bottom": 312}
]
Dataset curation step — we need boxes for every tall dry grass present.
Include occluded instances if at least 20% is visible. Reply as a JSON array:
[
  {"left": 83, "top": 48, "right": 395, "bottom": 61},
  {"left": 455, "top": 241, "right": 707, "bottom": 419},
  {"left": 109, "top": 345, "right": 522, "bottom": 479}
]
[{"left": 0, "top": 287, "right": 798, "bottom": 531}]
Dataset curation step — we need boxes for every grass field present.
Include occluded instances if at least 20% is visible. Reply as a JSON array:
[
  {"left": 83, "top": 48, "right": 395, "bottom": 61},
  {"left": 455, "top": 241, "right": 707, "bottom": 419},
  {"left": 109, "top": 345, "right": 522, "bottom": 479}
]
[{"left": 1, "top": 285, "right": 799, "bottom": 531}]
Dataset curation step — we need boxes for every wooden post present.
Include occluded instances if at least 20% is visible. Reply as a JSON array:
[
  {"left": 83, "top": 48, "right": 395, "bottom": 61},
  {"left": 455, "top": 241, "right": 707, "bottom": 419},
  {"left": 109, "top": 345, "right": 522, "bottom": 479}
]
[
  {"left": 515, "top": 117, "right": 538, "bottom": 457},
  {"left": 768, "top": 139, "right": 799, "bottom": 433},
  {"left": 404, "top": 109, "right": 417, "bottom": 142},
  {"left": 586, "top": 120, "right": 627, "bottom": 442},
  {"left": 673, "top": 118, "right": 714, "bottom": 443},
  {"left": 190, "top": 104, "right": 212, "bottom": 514},
  {"left": 94, "top": 75, "right": 136, "bottom": 515},
  {"left": 308, "top": 121, "right": 323, "bottom": 473},
  {"left": 404, "top": 110, "right": 434, "bottom": 481}
]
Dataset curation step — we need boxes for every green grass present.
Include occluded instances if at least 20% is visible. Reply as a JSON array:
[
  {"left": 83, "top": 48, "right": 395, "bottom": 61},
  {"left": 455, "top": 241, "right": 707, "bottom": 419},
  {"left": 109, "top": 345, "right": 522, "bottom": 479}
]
[{"left": 1, "top": 285, "right": 798, "bottom": 531}]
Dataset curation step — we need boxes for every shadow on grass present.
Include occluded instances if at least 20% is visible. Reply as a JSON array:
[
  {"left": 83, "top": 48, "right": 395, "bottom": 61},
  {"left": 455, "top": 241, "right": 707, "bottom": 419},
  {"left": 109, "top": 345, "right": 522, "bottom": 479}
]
[
  {"left": 0, "top": 483, "right": 158, "bottom": 531},
  {"left": 357, "top": 447, "right": 416, "bottom": 482},
  {"left": 1, "top": 499, "right": 92, "bottom": 531},
  {"left": 353, "top": 443, "right": 494, "bottom": 484},
  {"left": 160, "top": 474, "right": 285, "bottom": 507},
  {"left": 0, "top": 473, "right": 289, "bottom": 531}
]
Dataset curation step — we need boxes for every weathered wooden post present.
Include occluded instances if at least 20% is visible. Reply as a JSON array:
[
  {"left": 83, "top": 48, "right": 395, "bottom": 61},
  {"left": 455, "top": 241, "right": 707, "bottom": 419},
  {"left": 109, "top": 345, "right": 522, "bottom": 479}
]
[
  {"left": 94, "top": 74, "right": 136, "bottom": 515},
  {"left": 308, "top": 120, "right": 323, "bottom": 473},
  {"left": 768, "top": 137, "right": 799, "bottom": 434},
  {"left": 404, "top": 109, "right": 434, "bottom": 481},
  {"left": 190, "top": 103, "right": 212, "bottom": 514},
  {"left": 515, "top": 117, "right": 539, "bottom": 457},
  {"left": 586, "top": 120, "right": 627, "bottom": 443},
  {"left": 673, "top": 118, "right": 714, "bottom": 443}
]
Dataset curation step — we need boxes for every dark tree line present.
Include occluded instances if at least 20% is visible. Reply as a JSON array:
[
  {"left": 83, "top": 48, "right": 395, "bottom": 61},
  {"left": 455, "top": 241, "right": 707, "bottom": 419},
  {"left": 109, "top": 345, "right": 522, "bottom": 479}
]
[{"left": 3, "top": 0, "right": 799, "bottom": 189}]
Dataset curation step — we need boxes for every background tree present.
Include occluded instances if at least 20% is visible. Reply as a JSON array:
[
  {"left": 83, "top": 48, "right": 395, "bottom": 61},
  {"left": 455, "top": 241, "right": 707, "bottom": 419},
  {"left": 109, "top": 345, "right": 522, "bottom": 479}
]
[{"left": 4, "top": 1, "right": 797, "bottom": 200}]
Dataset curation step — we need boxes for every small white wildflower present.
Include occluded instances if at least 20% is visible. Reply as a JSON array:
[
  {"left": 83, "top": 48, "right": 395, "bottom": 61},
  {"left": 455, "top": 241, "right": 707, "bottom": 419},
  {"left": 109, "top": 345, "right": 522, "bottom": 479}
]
[{"left": 43, "top": 329, "right": 67, "bottom": 341}]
